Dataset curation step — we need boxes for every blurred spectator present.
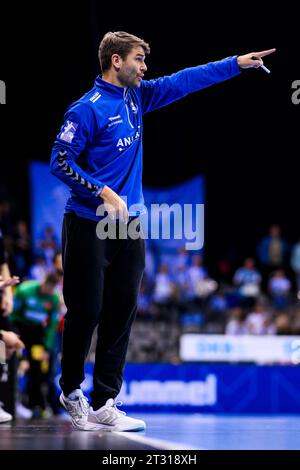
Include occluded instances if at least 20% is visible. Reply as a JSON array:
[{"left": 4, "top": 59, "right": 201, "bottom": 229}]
[
  {"left": 208, "top": 289, "right": 228, "bottom": 320},
  {"left": 49, "top": 253, "right": 64, "bottom": 320},
  {"left": 274, "top": 313, "right": 292, "bottom": 335},
  {"left": 0, "top": 330, "right": 25, "bottom": 361},
  {"left": 51, "top": 252, "right": 63, "bottom": 277},
  {"left": 291, "top": 308, "right": 300, "bottom": 334},
  {"left": 225, "top": 307, "right": 247, "bottom": 335},
  {"left": 144, "top": 245, "right": 156, "bottom": 283},
  {"left": 233, "top": 257, "right": 262, "bottom": 306},
  {"left": 187, "top": 254, "right": 208, "bottom": 300},
  {"left": 188, "top": 254, "right": 207, "bottom": 285},
  {"left": 158, "top": 246, "right": 189, "bottom": 277},
  {"left": 194, "top": 278, "right": 218, "bottom": 300},
  {"left": 180, "top": 312, "right": 204, "bottom": 333},
  {"left": 29, "top": 256, "right": 48, "bottom": 282},
  {"left": 0, "top": 224, "right": 20, "bottom": 322},
  {"left": 13, "top": 220, "right": 32, "bottom": 278},
  {"left": 36, "top": 225, "right": 59, "bottom": 270},
  {"left": 174, "top": 265, "right": 192, "bottom": 304},
  {"left": 137, "top": 281, "right": 152, "bottom": 318},
  {"left": 0, "top": 330, "right": 25, "bottom": 422},
  {"left": 0, "top": 225, "right": 21, "bottom": 423},
  {"left": 268, "top": 269, "right": 291, "bottom": 310},
  {"left": 10, "top": 273, "right": 60, "bottom": 416},
  {"left": 28, "top": 255, "right": 62, "bottom": 414},
  {"left": 48, "top": 252, "right": 65, "bottom": 415},
  {"left": 290, "top": 238, "right": 300, "bottom": 291},
  {"left": 257, "top": 224, "right": 289, "bottom": 278},
  {"left": 173, "top": 246, "right": 190, "bottom": 274},
  {"left": 244, "top": 302, "right": 275, "bottom": 335},
  {"left": 153, "top": 264, "right": 175, "bottom": 304}
]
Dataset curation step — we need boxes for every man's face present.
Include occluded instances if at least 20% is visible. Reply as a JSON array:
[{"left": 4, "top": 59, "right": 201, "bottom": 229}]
[{"left": 117, "top": 46, "right": 147, "bottom": 88}]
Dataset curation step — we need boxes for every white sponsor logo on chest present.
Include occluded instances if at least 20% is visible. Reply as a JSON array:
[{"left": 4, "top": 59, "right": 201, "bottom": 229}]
[{"left": 116, "top": 130, "right": 140, "bottom": 151}]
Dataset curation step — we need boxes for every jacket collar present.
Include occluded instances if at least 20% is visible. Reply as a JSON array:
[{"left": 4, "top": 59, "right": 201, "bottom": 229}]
[{"left": 94, "top": 75, "right": 126, "bottom": 97}]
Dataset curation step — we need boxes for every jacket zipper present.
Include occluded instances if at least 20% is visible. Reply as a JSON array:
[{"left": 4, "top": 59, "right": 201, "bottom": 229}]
[{"left": 123, "top": 88, "right": 134, "bottom": 129}]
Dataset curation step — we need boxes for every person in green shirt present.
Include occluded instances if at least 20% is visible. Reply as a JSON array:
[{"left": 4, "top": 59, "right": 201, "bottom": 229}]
[{"left": 10, "top": 273, "right": 60, "bottom": 413}]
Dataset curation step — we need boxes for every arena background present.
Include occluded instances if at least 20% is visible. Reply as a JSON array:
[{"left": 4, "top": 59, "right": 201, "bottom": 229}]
[
  {"left": 0, "top": 4, "right": 298, "bottom": 268},
  {"left": 1, "top": 2, "right": 300, "bottom": 452}
]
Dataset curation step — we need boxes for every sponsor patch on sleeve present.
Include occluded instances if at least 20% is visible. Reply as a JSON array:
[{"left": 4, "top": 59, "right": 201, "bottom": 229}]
[{"left": 59, "top": 120, "right": 79, "bottom": 143}]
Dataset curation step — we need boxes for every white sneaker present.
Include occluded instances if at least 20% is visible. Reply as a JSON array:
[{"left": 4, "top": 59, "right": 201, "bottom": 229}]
[
  {"left": 59, "top": 389, "right": 103, "bottom": 431},
  {"left": 88, "top": 398, "right": 146, "bottom": 432},
  {"left": 0, "top": 402, "right": 13, "bottom": 423},
  {"left": 15, "top": 402, "right": 33, "bottom": 419}
]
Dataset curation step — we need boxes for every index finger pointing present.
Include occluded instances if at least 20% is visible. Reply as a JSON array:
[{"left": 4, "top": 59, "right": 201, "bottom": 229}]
[{"left": 254, "top": 48, "right": 276, "bottom": 58}]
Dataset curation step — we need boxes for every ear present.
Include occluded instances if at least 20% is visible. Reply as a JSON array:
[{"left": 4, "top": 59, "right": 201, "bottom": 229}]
[{"left": 111, "top": 54, "right": 122, "bottom": 71}]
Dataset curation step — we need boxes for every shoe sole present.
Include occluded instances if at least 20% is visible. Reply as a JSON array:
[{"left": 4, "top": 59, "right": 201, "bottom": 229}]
[
  {"left": 87, "top": 419, "right": 146, "bottom": 432},
  {"left": 115, "top": 425, "right": 146, "bottom": 432},
  {"left": 93, "top": 425, "right": 145, "bottom": 432},
  {"left": 0, "top": 417, "right": 13, "bottom": 423}
]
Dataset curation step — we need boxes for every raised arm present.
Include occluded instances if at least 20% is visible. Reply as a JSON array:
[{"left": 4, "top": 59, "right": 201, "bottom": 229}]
[{"left": 139, "top": 48, "right": 276, "bottom": 114}]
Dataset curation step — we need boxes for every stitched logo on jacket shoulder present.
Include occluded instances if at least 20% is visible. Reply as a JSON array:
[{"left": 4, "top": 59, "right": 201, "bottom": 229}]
[
  {"left": 60, "top": 121, "right": 78, "bottom": 143},
  {"left": 90, "top": 92, "right": 101, "bottom": 103}
]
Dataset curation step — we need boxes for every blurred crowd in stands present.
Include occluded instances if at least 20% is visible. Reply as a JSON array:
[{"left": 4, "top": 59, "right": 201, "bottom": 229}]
[
  {"left": 138, "top": 223, "right": 300, "bottom": 337},
  {"left": 1, "top": 198, "right": 300, "bottom": 419}
]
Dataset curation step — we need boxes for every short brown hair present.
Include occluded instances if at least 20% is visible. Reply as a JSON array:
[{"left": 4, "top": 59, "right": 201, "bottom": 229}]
[
  {"left": 43, "top": 273, "right": 61, "bottom": 287},
  {"left": 99, "top": 31, "right": 150, "bottom": 73}
]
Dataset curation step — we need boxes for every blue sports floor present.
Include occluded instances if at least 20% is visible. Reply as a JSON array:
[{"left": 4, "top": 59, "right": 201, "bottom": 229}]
[
  {"left": 1, "top": 413, "right": 300, "bottom": 450},
  {"left": 131, "top": 413, "right": 300, "bottom": 450}
]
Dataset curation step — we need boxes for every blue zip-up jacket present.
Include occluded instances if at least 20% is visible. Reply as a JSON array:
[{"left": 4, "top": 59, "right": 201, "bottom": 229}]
[{"left": 50, "top": 56, "right": 240, "bottom": 221}]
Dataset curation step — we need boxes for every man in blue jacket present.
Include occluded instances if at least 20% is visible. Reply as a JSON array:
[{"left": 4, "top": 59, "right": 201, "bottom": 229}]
[{"left": 50, "top": 31, "right": 275, "bottom": 431}]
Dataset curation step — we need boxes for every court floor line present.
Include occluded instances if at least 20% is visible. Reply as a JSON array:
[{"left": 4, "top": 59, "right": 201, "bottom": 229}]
[{"left": 115, "top": 431, "right": 203, "bottom": 450}]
